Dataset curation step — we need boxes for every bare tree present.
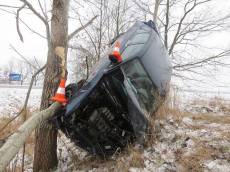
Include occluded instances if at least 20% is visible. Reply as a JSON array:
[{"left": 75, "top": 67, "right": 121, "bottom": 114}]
[
  {"left": 32, "top": 0, "right": 70, "bottom": 171},
  {"left": 153, "top": 0, "right": 161, "bottom": 22},
  {"left": 134, "top": 0, "right": 230, "bottom": 80},
  {"left": 0, "top": 0, "right": 97, "bottom": 170},
  {"left": 68, "top": 0, "right": 139, "bottom": 81}
]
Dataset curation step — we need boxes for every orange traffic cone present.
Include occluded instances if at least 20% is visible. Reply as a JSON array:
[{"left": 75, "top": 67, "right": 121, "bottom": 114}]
[
  {"left": 109, "top": 41, "right": 122, "bottom": 63},
  {"left": 51, "top": 79, "right": 67, "bottom": 105}
]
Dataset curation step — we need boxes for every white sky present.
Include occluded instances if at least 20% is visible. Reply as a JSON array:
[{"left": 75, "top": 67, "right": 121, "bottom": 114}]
[
  {"left": 0, "top": 0, "right": 48, "bottom": 67},
  {"left": 0, "top": 0, "right": 229, "bottom": 93}
]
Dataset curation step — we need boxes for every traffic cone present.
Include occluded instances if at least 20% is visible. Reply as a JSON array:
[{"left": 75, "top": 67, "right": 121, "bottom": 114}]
[
  {"left": 51, "top": 79, "right": 67, "bottom": 105},
  {"left": 109, "top": 41, "right": 122, "bottom": 63}
]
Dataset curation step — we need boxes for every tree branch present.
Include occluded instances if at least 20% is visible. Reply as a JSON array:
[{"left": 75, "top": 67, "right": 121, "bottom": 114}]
[
  {"left": 16, "top": 4, "right": 26, "bottom": 42},
  {"left": 173, "top": 50, "right": 230, "bottom": 70},
  {"left": 168, "top": 0, "right": 212, "bottom": 55},
  {"left": 0, "top": 4, "right": 27, "bottom": 9},
  {"left": 78, "top": 18, "right": 99, "bottom": 56},
  {"left": 20, "top": 0, "right": 50, "bottom": 46},
  {"left": 0, "top": 65, "right": 46, "bottom": 134},
  {"left": 68, "top": 15, "right": 98, "bottom": 41},
  {"left": 9, "top": 44, "right": 38, "bottom": 70},
  {"left": 19, "top": 18, "right": 47, "bottom": 39},
  {"left": 164, "top": 0, "right": 169, "bottom": 49},
  {"left": 0, "top": 102, "right": 61, "bottom": 171}
]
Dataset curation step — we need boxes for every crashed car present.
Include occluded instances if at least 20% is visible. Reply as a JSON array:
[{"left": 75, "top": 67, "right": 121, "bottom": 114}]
[{"left": 53, "top": 20, "right": 172, "bottom": 157}]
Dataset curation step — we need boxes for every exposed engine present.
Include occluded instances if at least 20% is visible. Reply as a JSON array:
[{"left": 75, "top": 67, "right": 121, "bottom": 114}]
[{"left": 54, "top": 71, "right": 135, "bottom": 157}]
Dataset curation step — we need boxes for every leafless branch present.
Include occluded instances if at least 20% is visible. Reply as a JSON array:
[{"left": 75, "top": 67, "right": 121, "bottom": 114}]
[
  {"left": 0, "top": 65, "right": 46, "bottom": 134},
  {"left": 133, "top": 0, "right": 154, "bottom": 16},
  {"left": 19, "top": 18, "right": 47, "bottom": 39},
  {"left": 20, "top": 0, "right": 50, "bottom": 46},
  {"left": 9, "top": 44, "right": 38, "bottom": 70},
  {"left": 85, "top": 56, "right": 89, "bottom": 79},
  {"left": 164, "top": 0, "right": 169, "bottom": 49},
  {"left": 20, "top": 0, "right": 46, "bottom": 23},
  {"left": 68, "top": 15, "right": 98, "bottom": 41},
  {"left": 0, "top": 5, "right": 46, "bottom": 39},
  {"left": 169, "top": 0, "right": 212, "bottom": 55},
  {"left": 0, "top": 4, "right": 27, "bottom": 9},
  {"left": 0, "top": 7, "right": 15, "bottom": 15},
  {"left": 79, "top": 18, "right": 99, "bottom": 56},
  {"left": 68, "top": 45, "right": 94, "bottom": 57},
  {"left": 173, "top": 50, "right": 230, "bottom": 70},
  {"left": 38, "top": 0, "right": 48, "bottom": 21},
  {"left": 154, "top": 0, "right": 162, "bottom": 22},
  {"left": 16, "top": 4, "right": 26, "bottom": 42}
]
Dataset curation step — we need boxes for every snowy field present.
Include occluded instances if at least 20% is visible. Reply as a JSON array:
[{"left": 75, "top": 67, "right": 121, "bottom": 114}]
[
  {"left": 0, "top": 85, "right": 229, "bottom": 172},
  {"left": 0, "top": 85, "right": 229, "bottom": 118},
  {"left": 0, "top": 86, "right": 42, "bottom": 118},
  {"left": 56, "top": 107, "right": 230, "bottom": 172}
]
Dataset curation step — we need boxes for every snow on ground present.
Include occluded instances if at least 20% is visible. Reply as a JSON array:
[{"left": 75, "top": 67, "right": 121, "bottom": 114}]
[
  {"left": 0, "top": 86, "right": 229, "bottom": 172},
  {"left": 0, "top": 86, "right": 42, "bottom": 118},
  {"left": 55, "top": 107, "right": 230, "bottom": 172}
]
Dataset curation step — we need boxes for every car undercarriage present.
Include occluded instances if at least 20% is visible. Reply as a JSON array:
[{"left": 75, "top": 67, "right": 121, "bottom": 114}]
[{"left": 52, "top": 20, "right": 172, "bottom": 158}]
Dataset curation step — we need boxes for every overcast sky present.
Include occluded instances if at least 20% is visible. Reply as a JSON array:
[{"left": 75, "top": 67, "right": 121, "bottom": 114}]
[
  {"left": 0, "top": 0, "right": 48, "bottom": 67},
  {"left": 0, "top": 0, "right": 229, "bottom": 93}
]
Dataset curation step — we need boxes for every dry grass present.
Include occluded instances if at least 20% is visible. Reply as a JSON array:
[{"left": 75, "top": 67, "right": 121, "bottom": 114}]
[
  {"left": 155, "top": 103, "right": 185, "bottom": 121},
  {"left": 0, "top": 117, "right": 21, "bottom": 139},
  {"left": 178, "top": 139, "right": 221, "bottom": 172},
  {"left": 111, "top": 147, "right": 144, "bottom": 171},
  {"left": 69, "top": 145, "right": 145, "bottom": 172},
  {"left": 151, "top": 94, "right": 230, "bottom": 172},
  {"left": 190, "top": 96, "right": 230, "bottom": 113},
  {"left": 191, "top": 113, "right": 230, "bottom": 124},
  {"left": 0, "top": 109, "right": 35, "bottom": 172},
  {"left": 1, "top": 92, "right": 229, "bottom": 172},
  {"left": 67, "top": 94, "right": 230, "bottom": 172},
  {"left": 0, "top": 108, "right": 33, "bottom": 139},
  {"left": 221, "top": 131, "right": 230, "bottom": 142},
  {"left": 208, "top": 97, "right": 230, "bottom": 111},
  {"left": 155, "top": 94, "right": 230, "bottom": 126},
  {"left": 127, "top": 147, "right": 145, "bottom": 168}
]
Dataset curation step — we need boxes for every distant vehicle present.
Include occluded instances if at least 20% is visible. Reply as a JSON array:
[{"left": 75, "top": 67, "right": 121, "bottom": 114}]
[
  {"left": 9, "top": 73, "right": 22, "bottom": 81},
  {"left": 53, "top": 20, "right": 172, "bottom": 157}
]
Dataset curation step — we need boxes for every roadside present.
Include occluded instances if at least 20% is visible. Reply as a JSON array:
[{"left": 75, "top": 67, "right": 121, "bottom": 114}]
[
  {"left": 0, "top": 88, "right": 229, "bottom": 172},
  {"left": 56, "top": 99, "right": 230, "bottom": 172}
]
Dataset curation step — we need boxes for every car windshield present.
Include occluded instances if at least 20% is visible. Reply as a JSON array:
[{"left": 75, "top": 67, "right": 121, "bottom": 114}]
[{"left": 121, "top": 59, "right": 157, "bottom": 113}]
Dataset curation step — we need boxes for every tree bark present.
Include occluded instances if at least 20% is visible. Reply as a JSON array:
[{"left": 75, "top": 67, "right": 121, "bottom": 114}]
[
  {"left": 153, "top": 0, "right": 160, "bottom": 23},
  {"left": 33, "top": 1, "right": 70, "bottom": 171},
  {"left": 164, "top": 0, "right": 169, "bottom": 50}
]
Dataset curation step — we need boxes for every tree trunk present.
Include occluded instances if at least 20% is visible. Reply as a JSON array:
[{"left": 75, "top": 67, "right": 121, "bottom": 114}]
[
  {"left": 164, "top": 0, "right": 169, "bottom": 50},
  {"left": 153, "top": 0, "right": 160, "bottom": 23},
  {"left": 33, "top": 1, "right": 70, "bottom": 171}
]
